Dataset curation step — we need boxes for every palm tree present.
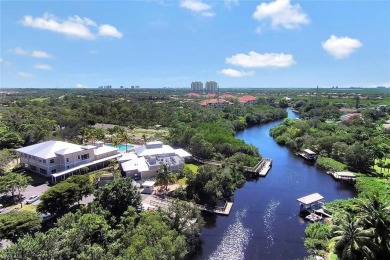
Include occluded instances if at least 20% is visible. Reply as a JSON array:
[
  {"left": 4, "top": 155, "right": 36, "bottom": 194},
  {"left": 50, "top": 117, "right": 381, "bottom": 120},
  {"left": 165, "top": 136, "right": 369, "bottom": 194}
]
[
  {"left": 356, "top": 192, "right": 390, "bottom": 256},
  {"left": 332, "top": 214, "right": 380, "bottom": 260},
  {"left": 156, "top": 164, "right": 175, "bottom": 191}
]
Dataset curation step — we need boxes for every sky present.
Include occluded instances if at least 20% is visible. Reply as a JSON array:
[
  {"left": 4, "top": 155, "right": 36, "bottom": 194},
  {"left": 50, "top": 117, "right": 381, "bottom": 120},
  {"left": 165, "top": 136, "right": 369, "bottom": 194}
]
[{"left": 1, "top": 0, "right": 389, "bottom": 89}]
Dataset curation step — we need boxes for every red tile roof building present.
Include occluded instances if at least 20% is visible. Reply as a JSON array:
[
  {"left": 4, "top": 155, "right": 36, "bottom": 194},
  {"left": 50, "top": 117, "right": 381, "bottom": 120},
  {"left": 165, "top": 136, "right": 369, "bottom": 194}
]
[
  {"left": 238, "top": 95, "right": 257, "bottom": 106},
  {"left": 199, "top": 99, "right": 233, "bottom": 108}
]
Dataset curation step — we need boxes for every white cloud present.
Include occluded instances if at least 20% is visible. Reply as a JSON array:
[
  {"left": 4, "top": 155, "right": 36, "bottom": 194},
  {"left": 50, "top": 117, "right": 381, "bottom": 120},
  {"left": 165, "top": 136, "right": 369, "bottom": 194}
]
[
  {"left": 33, "top": 63, "right": 52, "bottom": 70},
  {"left": 31, "top": 50, "right": 52, "bottom": 58},
  {"left": 226, "top": 51, "right": 295, "bottom": 68},
  {"left": 10, "top": 47, "right": 52, "bottom": 58},
  {"left": 98, "top": 24, "right": 123, "bottom": 38},
  {"left": 0, "top": 58, "right": 12, "bottom": 67},
  {"left": 219, "top": 68, "right": 255, "bottom": 77},
  {"left": 180, "top": 0, "right": 215, "bottom": 17},
  {"left": 253, "top": 0, "right": 309, "bottom": 29},
  {"left": 225, "top": 0, "right": 239, "bottom": 9},
  {"left": 18, "top": 71, "right": 32, "bottom": 78},
  {"left": 322, "top": 35, "right": 363, "bottom": 59},
  {"left": 21, "top": 13, "right": 123, "bottom": 40},
  {"left": 75, "top": 83, "right": 88, "bottom": 88}
]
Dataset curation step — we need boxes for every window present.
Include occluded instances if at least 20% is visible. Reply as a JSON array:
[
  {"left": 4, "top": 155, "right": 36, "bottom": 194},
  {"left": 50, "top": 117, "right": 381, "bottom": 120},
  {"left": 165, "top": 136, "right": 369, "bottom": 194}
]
[
  {"left": 81, "top": 154, "right": 89, "bottom": 160},
  {"left": 43, "top": 160, "right": 46, "bottom": 164},
  {"left": 50, "top": 159, "right": 55, "bottom": 164},
  {"left": 40, "top": 168, "right": 47, "bottom": 175},
  {"left": 66, "top": 158, "right": 69, "bottom": 163},
  {"left": 51, "top": 169, "right": 56, "bottom": 174},
  {"left": 30, "top": 165, "right": 37, "bottom": 171},
  {"left": 78, "top": 155, "right": 80, "bottom": 159}
]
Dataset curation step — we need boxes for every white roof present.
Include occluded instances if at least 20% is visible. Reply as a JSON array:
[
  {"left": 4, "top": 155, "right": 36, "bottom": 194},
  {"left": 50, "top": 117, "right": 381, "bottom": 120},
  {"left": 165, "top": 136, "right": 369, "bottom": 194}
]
[
  {"left": 94, "top": 145, "right": 118, "bottom": 156},
  {"left": 121, "top": 157, "right": 149, "bottom": 172},
  {"left": 135, "top": 145, "right": 176, "bottom": 157},
  {"left": 297, "top": 193, "right": 324, "bottom": 205},
  {"left": 146, "top": 141, "right": 163, "bottom": 146},
  {"left": 117, "top": 152, "right": 138, "bottom": 162},
  {"left": 55, "top": 147, "right": 84, "bottom": 155},
  {"left": 16, "top": 141, "right": 84, "bottom": 159},
  {"left": 303, "top": 149, "right": 317, "bottom": 155},
  {"left": 142, "top": 180, "right": 156, "bottom": 187},
  {"left": 174, "top": 148, "right": 192, "bottom": 158},
  {"left": 335, "top": 171, "right": 356, "bottom": 178}
]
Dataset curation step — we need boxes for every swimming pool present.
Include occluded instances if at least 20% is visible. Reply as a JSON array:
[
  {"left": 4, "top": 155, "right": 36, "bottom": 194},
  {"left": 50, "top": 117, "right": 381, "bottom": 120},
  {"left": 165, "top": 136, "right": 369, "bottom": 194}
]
[{"left": 107, "top": 143, "right": 134, "bottom": 152}]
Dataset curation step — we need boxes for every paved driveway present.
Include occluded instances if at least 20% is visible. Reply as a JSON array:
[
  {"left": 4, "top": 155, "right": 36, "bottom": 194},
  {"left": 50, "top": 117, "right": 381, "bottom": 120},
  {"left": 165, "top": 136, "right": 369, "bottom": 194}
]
[{"left": 22, "top": 183, "right": 50, "bottom": 205}]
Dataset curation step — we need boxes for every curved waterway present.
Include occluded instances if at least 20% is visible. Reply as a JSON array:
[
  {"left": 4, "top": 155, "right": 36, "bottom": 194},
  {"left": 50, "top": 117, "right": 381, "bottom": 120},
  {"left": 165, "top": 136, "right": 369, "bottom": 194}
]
[{"left": 194, "top": 108, "right": 356, "bottom": 260}]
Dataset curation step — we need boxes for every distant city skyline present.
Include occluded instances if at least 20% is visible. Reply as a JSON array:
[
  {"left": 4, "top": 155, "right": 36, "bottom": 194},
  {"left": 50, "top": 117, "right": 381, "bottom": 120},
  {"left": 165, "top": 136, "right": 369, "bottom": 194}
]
[{"left": 1, "top": 0, "right": 389, "bottom": 89}]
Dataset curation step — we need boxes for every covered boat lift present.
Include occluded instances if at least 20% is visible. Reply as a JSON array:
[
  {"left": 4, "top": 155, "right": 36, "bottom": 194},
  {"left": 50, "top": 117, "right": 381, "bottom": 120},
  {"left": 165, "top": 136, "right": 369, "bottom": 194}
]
[{"left": 297, "top": 193, "right": 324, "bottom": 213}]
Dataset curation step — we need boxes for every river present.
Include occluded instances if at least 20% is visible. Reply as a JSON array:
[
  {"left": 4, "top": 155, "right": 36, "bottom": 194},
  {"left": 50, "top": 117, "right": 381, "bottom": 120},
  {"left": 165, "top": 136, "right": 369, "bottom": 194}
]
[{"left": 194, "top": 108, "right": 356, "bottom": 260}]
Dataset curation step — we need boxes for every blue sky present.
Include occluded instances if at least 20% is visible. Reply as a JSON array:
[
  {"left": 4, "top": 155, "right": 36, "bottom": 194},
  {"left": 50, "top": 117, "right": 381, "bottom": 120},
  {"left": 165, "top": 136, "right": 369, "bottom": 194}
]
[{"left": 1, "top": 0, "right": 389, "bottom": 89}]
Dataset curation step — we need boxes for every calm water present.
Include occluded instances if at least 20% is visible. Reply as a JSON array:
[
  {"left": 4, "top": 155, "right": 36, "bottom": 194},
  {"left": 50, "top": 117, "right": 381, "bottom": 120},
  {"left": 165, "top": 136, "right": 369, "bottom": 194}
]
[{"left": 194, "top": 108, "right": 356, "bottom": 260}]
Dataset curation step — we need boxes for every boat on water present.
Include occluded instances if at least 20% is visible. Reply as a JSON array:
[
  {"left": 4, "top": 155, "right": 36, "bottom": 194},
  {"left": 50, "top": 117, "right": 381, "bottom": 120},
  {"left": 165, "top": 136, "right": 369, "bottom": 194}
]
[{"left": 295, "top": 149, "right": 317, "bottom": 161}]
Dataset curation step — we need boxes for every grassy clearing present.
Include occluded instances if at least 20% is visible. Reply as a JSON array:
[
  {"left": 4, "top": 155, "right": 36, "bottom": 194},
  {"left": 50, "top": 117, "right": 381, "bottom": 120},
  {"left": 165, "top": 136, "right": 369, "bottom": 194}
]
[
  {"left": 184, "top": 164, "right": 198, "bottom": 173},
  {"left": 12, "top": 204, "right": 37, "bottom": 213}
]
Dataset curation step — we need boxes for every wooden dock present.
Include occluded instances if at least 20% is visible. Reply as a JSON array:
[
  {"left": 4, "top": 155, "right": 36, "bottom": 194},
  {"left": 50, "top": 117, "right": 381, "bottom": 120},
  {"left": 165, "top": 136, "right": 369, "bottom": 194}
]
[
  {"left": 198, "top": 202, "right": 233, "bottom": 216},
  {"left": 244, "top": 158, "right": 272, "bottom": 177}
]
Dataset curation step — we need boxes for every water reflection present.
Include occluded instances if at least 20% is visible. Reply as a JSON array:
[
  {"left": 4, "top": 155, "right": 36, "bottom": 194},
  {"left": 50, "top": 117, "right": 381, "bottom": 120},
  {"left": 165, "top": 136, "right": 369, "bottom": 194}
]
[
  {"left": 263, "top": 200, "right": 280, "bottom": 251},
  {"left": 208, "top": 209, "right": 252, "bottom": 260}
]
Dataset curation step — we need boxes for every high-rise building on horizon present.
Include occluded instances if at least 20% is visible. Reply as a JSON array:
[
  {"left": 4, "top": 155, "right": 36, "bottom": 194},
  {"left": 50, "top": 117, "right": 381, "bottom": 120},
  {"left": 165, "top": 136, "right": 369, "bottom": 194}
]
[
  {"left": 191, "top": 81, "right": 203, "bottom": 92},
  {"left": 205, "top": 81, "right": 218, "bottom": 92}
]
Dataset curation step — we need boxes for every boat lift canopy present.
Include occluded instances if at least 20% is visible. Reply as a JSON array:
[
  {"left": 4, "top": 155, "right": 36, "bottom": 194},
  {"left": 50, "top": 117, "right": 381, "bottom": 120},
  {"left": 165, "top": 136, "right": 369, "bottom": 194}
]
[
  {"left": 297, "top": 193, "right": 324, "bottom": 205},
  {"left": 303, "top": 149, "right": 317, "bottom": 155}
]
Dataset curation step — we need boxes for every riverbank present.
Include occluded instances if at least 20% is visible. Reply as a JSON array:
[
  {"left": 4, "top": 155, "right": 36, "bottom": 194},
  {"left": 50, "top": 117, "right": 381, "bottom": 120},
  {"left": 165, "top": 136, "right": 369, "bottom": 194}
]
[{"left": 194, "top": 108, "right": 356, "bottom": 259}]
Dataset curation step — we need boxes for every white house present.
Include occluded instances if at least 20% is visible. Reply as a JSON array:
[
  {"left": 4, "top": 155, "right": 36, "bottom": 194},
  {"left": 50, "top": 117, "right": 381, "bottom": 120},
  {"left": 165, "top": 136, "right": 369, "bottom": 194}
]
[
  {"left": 16, "top": 140, "right": 119, "bottom": 183},
  {"left": 120, "top": 141, "right": 191, "bottom": 180}
]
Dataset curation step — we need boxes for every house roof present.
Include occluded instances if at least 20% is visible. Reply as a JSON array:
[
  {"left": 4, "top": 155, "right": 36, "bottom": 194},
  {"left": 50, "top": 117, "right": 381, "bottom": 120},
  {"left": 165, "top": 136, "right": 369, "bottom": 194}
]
[
  {"left": 238, "top": 95, "right": 256, "bottom": 103},
  {"left": 174, "top": 149, "right": 192, "bottom": 158},
  {"left": 117, "top": 152, "right": 139, "bottom": 162},
  {"left": 94, "top": 145, "right": 118, "bottom": 156},
  {"left": 220, "top": 94, "right": 236, "bottom": 99},
  {"left": 297, "top": 193, "right": 324, "bottom": 205},
  {"left": 135, "top": 145, "right": 176, "bottom": 157},
  {"left": 186, "top": 92, "right": 201, "bottom": 97},
  {"left": 15, "top": 141, "right": 85, "bottom": 159},
  {"left": 121, "top": 157, "right": 149, "bottom": 172},
  {"left": 199, "top": 99, "right": 233, "bottom": 106},
  {"left": 142, "top": 181, "right": 156, "bottom": 187}
]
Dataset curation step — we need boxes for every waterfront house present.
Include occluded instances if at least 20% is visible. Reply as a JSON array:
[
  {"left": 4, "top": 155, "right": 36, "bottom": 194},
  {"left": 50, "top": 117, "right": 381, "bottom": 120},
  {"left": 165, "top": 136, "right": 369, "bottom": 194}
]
[
  {"left": 120, "top": 141, "right": 191, "bottom": 180},
  {"left": 16, "top": 140, "right": 119, "bottom": 183}
]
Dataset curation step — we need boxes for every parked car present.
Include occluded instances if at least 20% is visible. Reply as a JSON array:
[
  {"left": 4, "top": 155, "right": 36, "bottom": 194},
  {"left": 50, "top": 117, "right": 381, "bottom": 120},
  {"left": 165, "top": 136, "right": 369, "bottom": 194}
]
[
  {"left": 41, "top": 213, "right": 56, "bottom": 222},
  {"left": 26, "top": 195, "right": 39, "bottom": 204},
  {"left": 0, "top": 204, "right": 4, "bottom": 212}
]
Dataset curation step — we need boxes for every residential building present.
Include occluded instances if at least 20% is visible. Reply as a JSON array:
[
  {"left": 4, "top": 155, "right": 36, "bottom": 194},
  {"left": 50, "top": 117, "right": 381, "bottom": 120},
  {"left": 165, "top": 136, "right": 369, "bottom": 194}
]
[
  {"left": 199, "top": 99, "right": 233, "bottom": 108},
  {"left": 120, "top": 141, "right": 191, "bottom": 180},
  {"left": 238, "top": 95, "right": 257, "bottom": 106},
  {"left": 191, "top": 81, "right": 203, "bottom": 92},
  {"left": 205, "top": 81, "right": 218, "bottom": 92},
  {"left": 15, "top": 141, "right": 119, "bottom": 183}
]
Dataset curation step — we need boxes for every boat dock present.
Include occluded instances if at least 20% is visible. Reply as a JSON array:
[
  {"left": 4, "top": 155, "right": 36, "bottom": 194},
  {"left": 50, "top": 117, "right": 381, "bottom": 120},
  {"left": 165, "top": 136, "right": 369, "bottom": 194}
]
[
  {"left": 244, "top": 158, "right": 272, "bottom": 177},
  {"left": 297, "top": 193, "right": 332, "bottom": 222},
  {"left": 198, "top": 201, "right": 233, "bottom": 216},
  {"left": 329, "top": 171, "right": 356, "bottom": 183}
]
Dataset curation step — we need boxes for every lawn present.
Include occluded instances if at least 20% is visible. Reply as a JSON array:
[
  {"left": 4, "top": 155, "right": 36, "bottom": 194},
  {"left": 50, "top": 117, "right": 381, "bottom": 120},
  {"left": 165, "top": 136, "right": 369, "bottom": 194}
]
[
  {"left": 374, "top": 158, "right": 390, "bottom": 176},
  {"left": 184, "top": 164, "right": 198, "bottom": 173},
  {"left": 12, "top": 204, "right": 37, "bottom": 213}
]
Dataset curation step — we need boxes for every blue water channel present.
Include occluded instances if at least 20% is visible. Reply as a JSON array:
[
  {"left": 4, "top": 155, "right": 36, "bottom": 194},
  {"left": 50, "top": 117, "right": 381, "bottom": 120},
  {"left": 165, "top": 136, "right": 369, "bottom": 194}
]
[{"left": 194, "top": 108, "right": 356, "bottom": 260}]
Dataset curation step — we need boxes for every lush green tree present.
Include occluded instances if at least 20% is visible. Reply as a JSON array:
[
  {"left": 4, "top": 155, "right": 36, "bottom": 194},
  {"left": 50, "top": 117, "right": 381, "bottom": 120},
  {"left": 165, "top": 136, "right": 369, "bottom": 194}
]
[
  {"left": 94, "top": 178, "right": 141, "bottom": 219},
  {"left": 0, "top": 211, "right": 41, "bottom": 242},
  {"left": 332, "top": 214, "right": 380, "bottom": 260},
  {"left": 304, "top": 222, "right": 331, "bottom": 255},
  {"left": 64, "top": 175, "right": 93, "bottom": 203},
  {"left": 0, "top": 173, "right": 32, "bottom": 205},
  {"left": 356, "top": 192, "right": 390, "bottom": 257},
  {"left": 37, "top": 182, "right": 80, "bottom": 214}
]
